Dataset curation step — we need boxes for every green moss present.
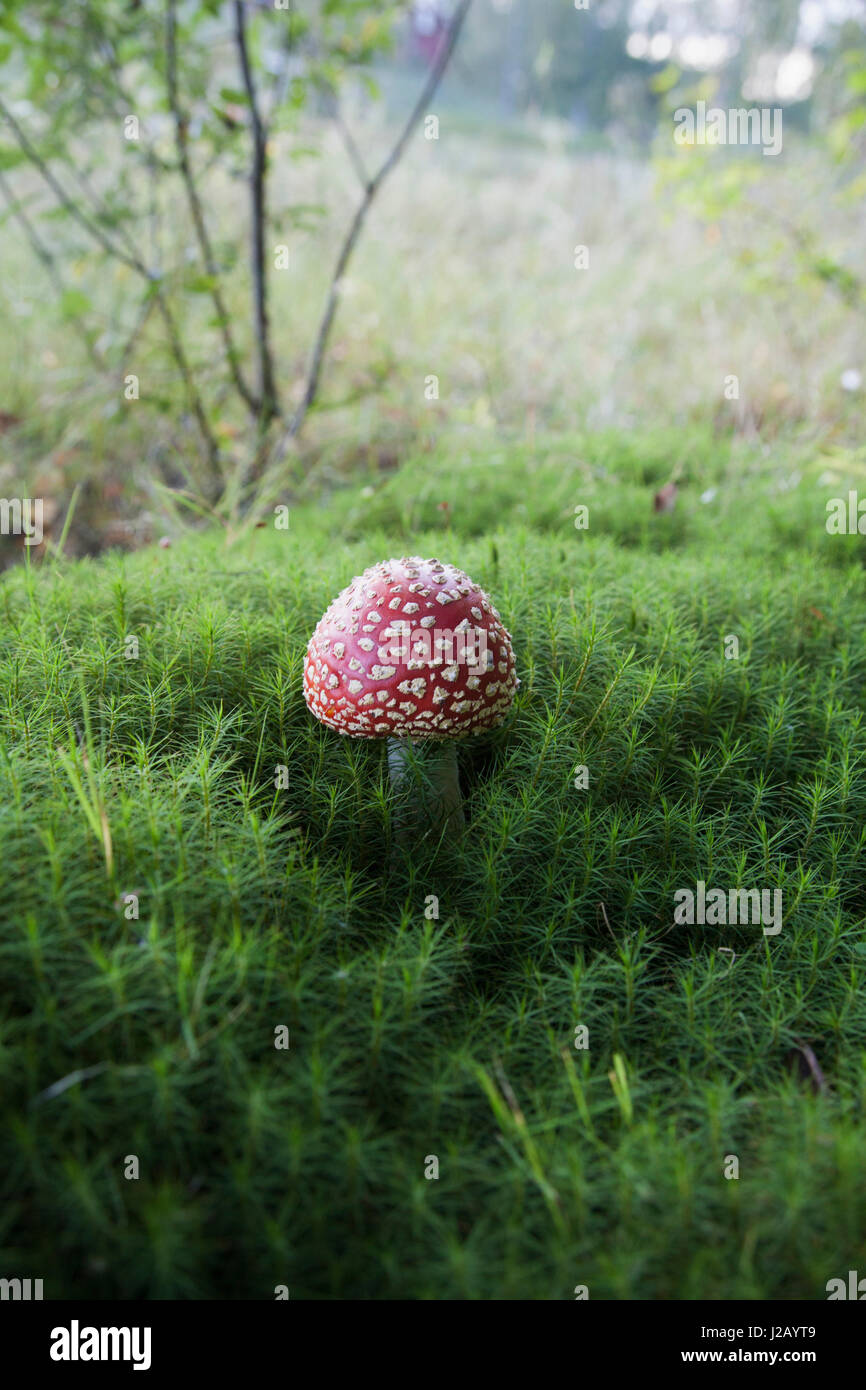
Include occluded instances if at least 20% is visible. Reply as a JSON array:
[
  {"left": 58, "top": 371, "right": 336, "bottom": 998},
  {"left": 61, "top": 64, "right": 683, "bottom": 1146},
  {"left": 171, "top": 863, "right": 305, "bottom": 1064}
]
[{"left": 1, "top": 448, "right": 865, "bottom": 1299}]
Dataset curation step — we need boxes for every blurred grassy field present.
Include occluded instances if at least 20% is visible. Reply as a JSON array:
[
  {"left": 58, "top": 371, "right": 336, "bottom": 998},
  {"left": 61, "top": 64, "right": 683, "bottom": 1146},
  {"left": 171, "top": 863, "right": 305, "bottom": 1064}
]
[{"left": 0, "top": 114, "right": 863, "bottom": 543}]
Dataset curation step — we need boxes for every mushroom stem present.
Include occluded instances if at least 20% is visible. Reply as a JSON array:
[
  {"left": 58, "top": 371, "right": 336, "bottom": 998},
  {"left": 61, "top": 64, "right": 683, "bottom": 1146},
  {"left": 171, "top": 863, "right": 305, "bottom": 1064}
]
[{"left": 387, "top": 738, "right": 466, "bottom": 843}]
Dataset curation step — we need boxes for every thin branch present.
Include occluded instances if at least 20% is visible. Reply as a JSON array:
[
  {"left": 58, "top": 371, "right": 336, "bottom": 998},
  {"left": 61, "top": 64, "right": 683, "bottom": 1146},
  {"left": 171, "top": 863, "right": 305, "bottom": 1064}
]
[
  {"left": 3, "top": 156, "right": 160, "bottom": 397},
  {"left": 332, "top": 103, "right": 371, "bottom": 191},
  {"left": 117, "top": 294, "right": 157, "bottom": 381},
  {"left": 233, "top": 0, "right": 279, "bottom": 425},
  {"left": 0, "top": 169, "right": 105, "bottom": 370},
  {"left": 273, "top": 0, "right": 474, "bottom": 457},
  {"left": 264, "top": 0, "right": 299, "bottom": 120},
  {"left": 0, "top": 95, "right": 222, "bottom": 488},
  {"left": 72, "top": 29, "right": 172, "bottom": 270},
  {"left": 166, "top": 0, "right": 260, "bottom": 416},
  {"left": 0, "top": 96, "right": 140, "bottom": 272}
]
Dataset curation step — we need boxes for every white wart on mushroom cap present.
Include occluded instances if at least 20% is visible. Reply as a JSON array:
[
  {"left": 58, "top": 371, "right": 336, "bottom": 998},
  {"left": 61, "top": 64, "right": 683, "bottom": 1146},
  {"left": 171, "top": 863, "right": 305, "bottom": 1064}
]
[{"left": 303, "top": 556, "right": 519, "bottom": 739}]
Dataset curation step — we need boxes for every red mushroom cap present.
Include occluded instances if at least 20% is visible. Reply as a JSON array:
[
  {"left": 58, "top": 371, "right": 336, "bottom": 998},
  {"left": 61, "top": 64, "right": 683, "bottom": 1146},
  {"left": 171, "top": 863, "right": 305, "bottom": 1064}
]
[{"left": 303, "top": 557, "right": 519, "bottom": 739}]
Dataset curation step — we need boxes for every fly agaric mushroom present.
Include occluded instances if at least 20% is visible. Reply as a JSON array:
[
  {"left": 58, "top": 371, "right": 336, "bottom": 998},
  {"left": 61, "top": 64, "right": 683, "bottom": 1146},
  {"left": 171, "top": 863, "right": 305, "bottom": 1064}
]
[{"left": 303, "top": 557, "right": 518, "bottom": 838}]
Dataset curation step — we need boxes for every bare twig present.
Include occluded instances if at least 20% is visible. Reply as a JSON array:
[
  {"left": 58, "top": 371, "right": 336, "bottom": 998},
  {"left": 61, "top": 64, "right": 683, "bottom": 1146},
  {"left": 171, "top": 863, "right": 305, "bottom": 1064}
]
[
  {"left": 92, "top": 25, "right": 175, "bottom": 266},
  {"left": 0, "top": 165, "right": 159, "bottom": 406},
  {"left": 272, "top": 0, "right": 474, "bottom": 458},
  {"left": 166, "top": 0, "right": 259, "bottom": 416},
  {"left": 332, "top": 103, "right": 371, "bottom": 191},
  {"left": 233, "top": 0, "right": 279, "bottom": 426},
  {"left": 117, "top": 294, "right": 157, "bottom": 380},
  {"left": 0, "top": 94, "right": 222, "bottom": 489},
  {"left": 0, "top": 97, "right": 139, "bottom": 271},
  {"left": 0, "top": 169, "right": 105, "bottom": 369},
  {"left": 264, "top": 0, "right": 299, "bottom": 118}
]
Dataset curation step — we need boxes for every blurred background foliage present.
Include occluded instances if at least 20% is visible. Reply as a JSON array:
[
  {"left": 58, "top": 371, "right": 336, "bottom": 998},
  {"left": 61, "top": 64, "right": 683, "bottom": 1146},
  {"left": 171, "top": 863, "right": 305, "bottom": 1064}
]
[{"left": 0, "top": 0, "right": 863, "bottom": 557}]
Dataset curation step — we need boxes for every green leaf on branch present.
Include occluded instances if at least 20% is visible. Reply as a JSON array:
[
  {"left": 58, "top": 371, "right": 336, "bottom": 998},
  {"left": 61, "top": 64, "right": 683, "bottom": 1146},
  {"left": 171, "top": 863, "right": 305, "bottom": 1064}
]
[
  {"left": 184, "top": 273, "right": 219, "bottom": 295},
  {"left": 0, "top": 145, "right": 27, "bottom": 170},
  {"left": 60, "top": 289, "right": 92, "bottom": 319}
]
